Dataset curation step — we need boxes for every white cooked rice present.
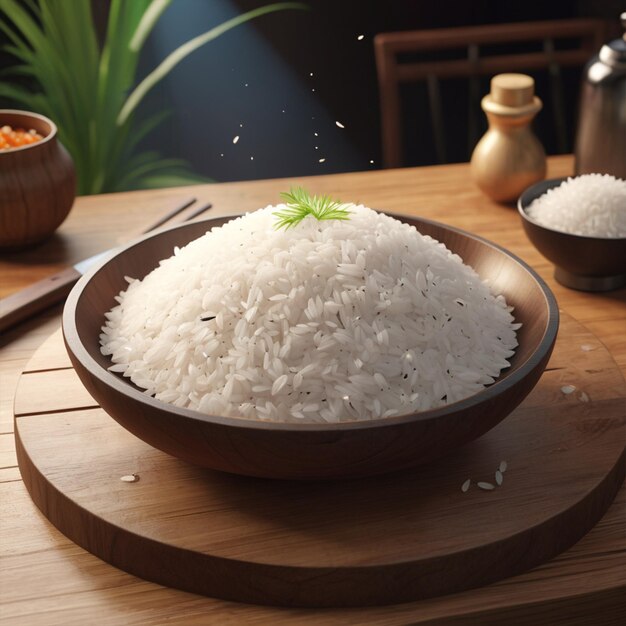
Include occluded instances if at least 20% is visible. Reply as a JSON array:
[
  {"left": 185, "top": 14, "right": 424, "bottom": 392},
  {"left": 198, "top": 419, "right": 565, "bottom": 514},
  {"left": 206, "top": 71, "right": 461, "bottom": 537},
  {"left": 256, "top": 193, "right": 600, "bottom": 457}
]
[
  {"left": 526, "top": 174, "right": 626, "bottom": 238},
  {"left": 100, "top": 205, "right": 520, "bottom": 423}
]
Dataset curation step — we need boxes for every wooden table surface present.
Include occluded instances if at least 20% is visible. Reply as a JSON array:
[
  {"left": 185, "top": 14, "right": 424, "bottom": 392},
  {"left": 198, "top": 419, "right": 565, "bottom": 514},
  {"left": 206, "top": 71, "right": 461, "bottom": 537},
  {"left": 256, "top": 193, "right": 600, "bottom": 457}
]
[{"left": 1, "top": 155, "right": 624, "bottom": 625}]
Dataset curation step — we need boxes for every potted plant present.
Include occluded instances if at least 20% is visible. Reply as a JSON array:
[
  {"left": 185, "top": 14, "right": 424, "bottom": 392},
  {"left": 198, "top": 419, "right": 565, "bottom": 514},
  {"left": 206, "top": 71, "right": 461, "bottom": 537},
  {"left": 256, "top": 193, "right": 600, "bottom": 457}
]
[{"left": 0, "top": 0, "right": 305, "bottom": 193}]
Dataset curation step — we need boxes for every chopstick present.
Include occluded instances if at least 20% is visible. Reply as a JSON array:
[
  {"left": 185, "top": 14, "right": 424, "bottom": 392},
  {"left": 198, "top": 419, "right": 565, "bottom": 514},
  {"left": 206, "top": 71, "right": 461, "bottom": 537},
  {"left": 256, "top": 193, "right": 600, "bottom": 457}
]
[
  {"left": 126, "top": 199, "right": 213, "bottom": 239},
  {"left": 177, "top": 201, "right": 213, "bottom": 223},
  {"left": 138, "top": 197, "right": 198, "bottom": 234}
]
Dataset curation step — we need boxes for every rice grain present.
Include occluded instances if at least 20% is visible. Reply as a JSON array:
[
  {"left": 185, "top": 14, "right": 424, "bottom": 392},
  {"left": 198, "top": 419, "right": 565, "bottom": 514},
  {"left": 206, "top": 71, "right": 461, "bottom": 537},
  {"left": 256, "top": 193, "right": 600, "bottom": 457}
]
[{"left": 100, "top": 205, "right": 520, "bottom": 423}]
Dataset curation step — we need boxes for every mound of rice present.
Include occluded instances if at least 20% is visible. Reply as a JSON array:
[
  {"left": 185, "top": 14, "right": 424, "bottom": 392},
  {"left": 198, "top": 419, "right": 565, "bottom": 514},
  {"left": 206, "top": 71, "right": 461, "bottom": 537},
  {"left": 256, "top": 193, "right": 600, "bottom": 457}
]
[
  {"left": 100, "top": 205, "right": 520, "bottom": 422},
  {"left": 526, "top": 174, "right": 626, "bottom": 238}
]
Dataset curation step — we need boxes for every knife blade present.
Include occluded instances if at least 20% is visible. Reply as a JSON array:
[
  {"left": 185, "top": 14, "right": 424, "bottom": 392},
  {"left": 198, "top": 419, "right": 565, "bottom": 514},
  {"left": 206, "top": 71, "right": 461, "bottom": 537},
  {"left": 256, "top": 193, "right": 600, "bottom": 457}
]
[{"left": 0, "top": 200, "right": 213, "bottom": 334}]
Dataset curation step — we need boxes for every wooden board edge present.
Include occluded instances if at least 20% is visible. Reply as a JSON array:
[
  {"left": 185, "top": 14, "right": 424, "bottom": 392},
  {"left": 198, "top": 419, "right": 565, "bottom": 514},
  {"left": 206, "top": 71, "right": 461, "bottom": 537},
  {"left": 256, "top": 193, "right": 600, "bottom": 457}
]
[{"left": 14, "top": 412, "right": 626, "bottom": 608}]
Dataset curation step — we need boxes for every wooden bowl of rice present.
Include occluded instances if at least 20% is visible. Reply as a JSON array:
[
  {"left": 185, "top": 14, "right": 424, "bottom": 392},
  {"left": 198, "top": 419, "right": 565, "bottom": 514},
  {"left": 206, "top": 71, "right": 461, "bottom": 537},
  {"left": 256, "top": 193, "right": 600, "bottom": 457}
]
[
  {"left": 63, "top": 214, "right": 559, "bottom": 480},
  {"left": 519, "top": 176, "right": 626, "bottom": 292}
]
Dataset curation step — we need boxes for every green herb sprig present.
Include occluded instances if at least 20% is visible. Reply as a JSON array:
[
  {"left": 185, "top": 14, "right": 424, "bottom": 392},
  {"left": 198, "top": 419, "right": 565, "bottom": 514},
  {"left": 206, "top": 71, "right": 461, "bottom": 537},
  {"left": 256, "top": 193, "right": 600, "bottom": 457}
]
[{"left": 273, "top": 187, "right": 352, "bottom": 230}]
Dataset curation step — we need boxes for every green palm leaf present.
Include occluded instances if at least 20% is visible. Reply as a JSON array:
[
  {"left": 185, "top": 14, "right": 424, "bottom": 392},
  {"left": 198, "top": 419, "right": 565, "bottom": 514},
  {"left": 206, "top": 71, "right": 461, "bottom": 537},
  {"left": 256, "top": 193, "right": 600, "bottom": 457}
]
[
  {"left": 118, "top": 2, "right": 307, "bottom": 125},
  {"left": 0, "top": 0, "right": 307, "bottom": 194},
  {"left": 130, "top": 0, "right": 172, "bottom": 52}
]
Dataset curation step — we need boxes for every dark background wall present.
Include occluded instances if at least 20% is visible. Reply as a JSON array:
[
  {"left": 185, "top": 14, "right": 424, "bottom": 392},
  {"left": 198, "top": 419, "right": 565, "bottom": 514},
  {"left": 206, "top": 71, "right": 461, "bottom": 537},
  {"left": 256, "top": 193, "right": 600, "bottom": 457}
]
[
  {"left": 2, "top": 0, "right": 623, "bottom": 183},
  {"left": 139, "top": 0, "right": 623, "bottom": 181}
]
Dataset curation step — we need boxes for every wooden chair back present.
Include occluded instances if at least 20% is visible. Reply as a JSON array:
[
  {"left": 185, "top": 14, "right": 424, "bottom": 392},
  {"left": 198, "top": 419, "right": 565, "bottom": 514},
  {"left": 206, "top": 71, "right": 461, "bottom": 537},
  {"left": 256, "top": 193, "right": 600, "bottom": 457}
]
[{"left": 374, "top": 19, "right": 607, "bottom": 168}]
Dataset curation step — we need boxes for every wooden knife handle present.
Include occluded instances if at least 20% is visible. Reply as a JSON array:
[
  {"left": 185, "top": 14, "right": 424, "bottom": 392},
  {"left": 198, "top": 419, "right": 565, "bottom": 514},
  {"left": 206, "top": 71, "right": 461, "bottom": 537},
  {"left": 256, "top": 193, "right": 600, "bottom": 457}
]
[{"left": 0, "top": 266, "right": 82, "bottom": 334}]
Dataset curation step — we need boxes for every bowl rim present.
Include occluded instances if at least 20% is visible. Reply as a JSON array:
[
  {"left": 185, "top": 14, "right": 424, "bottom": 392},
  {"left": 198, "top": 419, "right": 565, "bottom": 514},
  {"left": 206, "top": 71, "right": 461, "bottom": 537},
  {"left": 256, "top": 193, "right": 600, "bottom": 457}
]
[
  {"left": 63, "top": 212, "right": 559, "bottom": 433},
  {"left": 518, "top": 176, "right": 626, "bottom": 243},
  {"left": 0, "top": 108, "right": 57, "bottom": 154}
]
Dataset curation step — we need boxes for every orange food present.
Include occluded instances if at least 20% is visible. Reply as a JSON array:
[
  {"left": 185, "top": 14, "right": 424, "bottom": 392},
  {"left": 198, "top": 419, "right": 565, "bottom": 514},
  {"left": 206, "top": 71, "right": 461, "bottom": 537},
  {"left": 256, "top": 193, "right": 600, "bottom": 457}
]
[{"left": 0, "top": 124, "right": 44, "bottom": 150}]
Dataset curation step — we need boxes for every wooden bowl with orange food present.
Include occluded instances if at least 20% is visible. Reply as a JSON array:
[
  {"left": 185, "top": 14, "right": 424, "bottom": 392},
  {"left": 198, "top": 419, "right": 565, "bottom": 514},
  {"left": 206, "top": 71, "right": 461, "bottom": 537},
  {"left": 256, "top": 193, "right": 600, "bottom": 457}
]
[{"left": 0, "top": 109, "right": 75, "bottom": 249}]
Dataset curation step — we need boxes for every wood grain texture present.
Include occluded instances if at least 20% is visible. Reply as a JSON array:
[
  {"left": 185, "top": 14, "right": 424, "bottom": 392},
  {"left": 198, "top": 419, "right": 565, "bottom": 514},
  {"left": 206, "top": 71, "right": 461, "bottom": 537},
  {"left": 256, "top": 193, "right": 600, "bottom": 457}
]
[
  {"left": 0, "top": 266, "right": 81, "bottom": 333},
  {"left": 0, "top": 110, "right": 75, "bottom": 249},
  {"left": 0, "top": 198, "right": 215, "bottom": 334},
  {"left": 1, "top": 156, "right": 626, "bottom": 623},
  {"left": 62, "top": 215, "right": 558, "bottom": 480},
  {"left": 13, "top": 368, "right": 97, "bottom": 416},
  {"left": 13, "top": 314, "right": 626, "bottom": 608}
]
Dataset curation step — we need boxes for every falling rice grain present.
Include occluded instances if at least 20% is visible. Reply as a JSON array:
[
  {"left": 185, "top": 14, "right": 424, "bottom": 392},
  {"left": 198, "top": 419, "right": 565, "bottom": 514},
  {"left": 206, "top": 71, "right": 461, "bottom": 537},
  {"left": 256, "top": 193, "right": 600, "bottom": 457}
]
[
  {"left": 318, "top": 158, "right": 326, "bottom": 163},
  {"left": 120, "top": 474, "right": 139, "bottom": 483},
  {"left": 561, "top": 384, "right": 576, "bottom": 395},
  {"left": 499, "top": 460, "right": 508, "bottom": 473},
  {"left": 477, "top": 481, "right": 495, "bottom": 491},
  {"left": 357, "top": 34, "right": 364, "bottom": 40},
  {"left": 461, "top": 479, "right": 471, "bottom": 492},
  {"left": 495, "top": 470, "right": 503, "bottom": 485},
  {"left": 335, "top": 121, "right": 345, "bottom": 129},
  {"left": 233, "top": 135, "right": 239, "bottom": 144}
]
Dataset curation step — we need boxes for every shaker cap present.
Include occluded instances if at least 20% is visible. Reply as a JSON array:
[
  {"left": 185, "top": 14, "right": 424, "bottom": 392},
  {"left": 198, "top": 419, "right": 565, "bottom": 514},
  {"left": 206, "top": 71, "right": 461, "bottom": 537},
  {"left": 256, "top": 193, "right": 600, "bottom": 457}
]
[
  {"left": 481, "top": 73, "right": 542, "bottom": 117},
  {"left": 598, "top": 12, "right": 626, "bottom": 67}
]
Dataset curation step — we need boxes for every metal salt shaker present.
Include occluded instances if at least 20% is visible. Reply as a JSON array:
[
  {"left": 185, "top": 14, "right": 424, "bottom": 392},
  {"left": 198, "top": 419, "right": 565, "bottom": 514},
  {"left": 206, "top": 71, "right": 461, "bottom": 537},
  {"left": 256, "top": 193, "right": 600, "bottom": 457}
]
[{"left": 575, "top": 13, "right": 626, "bottom": 179}]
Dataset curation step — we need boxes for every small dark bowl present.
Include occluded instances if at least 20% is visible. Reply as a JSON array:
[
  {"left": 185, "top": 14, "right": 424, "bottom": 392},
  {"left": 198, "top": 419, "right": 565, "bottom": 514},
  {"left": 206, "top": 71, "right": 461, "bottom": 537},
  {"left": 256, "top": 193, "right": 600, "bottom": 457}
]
[
  {"left": 518, "top": 177, "right": 626, "bottom": 291},
  {"left": 63, "top": 215, "right": 559, "bottom": 480}
]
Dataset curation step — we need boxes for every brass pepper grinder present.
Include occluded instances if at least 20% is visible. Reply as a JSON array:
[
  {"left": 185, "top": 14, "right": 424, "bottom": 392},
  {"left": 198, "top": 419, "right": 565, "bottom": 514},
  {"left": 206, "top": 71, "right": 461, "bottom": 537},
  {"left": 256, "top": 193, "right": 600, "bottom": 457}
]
[{"left": 470, "top": 73, "right": 546, "bottom": 203}]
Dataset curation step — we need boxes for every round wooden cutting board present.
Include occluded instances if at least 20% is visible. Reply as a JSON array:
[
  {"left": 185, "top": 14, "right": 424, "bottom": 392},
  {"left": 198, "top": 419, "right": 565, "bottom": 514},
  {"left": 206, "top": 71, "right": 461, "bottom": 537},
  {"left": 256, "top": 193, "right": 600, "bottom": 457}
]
[{"left": 14, "top": 313, "right": 626, "bottom": 608}]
